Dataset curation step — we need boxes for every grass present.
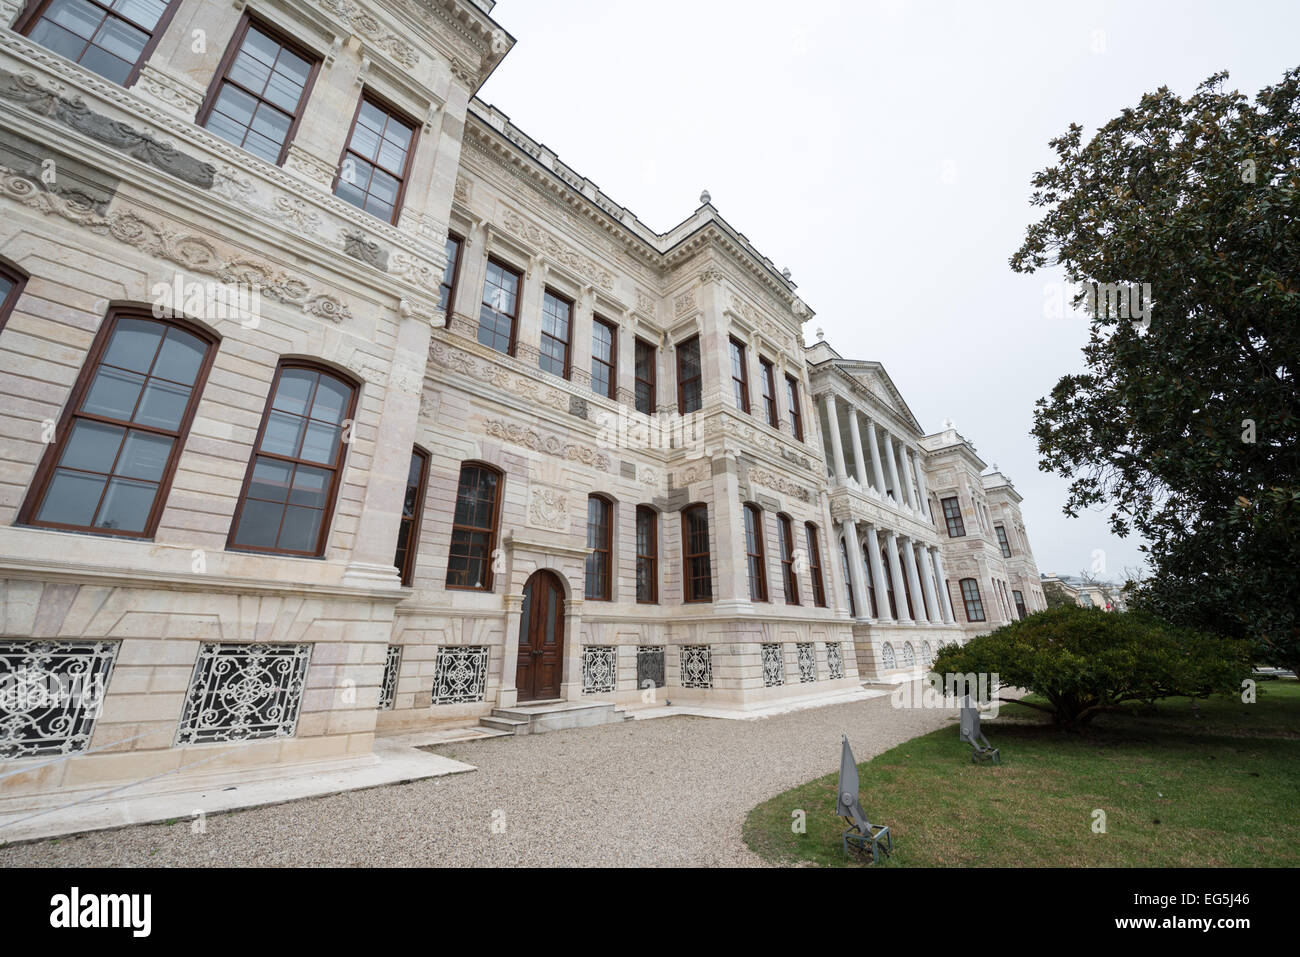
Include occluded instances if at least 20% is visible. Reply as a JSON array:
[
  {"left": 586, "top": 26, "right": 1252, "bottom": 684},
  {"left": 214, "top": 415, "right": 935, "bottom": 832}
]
[{"left": 742, "top": 678, "right": 1300, "bottom": 867}]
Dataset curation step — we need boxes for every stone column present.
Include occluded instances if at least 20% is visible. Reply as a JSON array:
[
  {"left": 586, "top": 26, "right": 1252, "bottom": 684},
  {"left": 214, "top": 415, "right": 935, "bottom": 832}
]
[
  {"left": 841, "top": 519, "right": 869, "bottom": 620},
  {"left": 711, "top": 450, "right": 752, "bottom": 614},
  {"left": 847, "top": 407, "right": 868, "bottom": 487},
  {"left": 931, "top": 547, "right": 956, "bottom": 623},
  {"left": 912, "top": 448, "right": 933, "bottom": 521},
  {"left": 865, "top": 416, "right": 888, "bottom": 494},
  {"left": 864, "top": 523, "right": 891, "bottom": 621},
  {"left": 900, "top": 535, "right": 926, "bottom": 623},
  {"left": 822, "top": 393, "right": 849, "bottom": 483},
  {"left": 898, "top": 443, "right": 919, "bottom": 511},
  {"left": 745, "top": 332, "right": 763, "bottom": 419},
  {"left": 451, "top": 220, "right": 490, "bottom": 339},
  {"left": 498, "top": 593, "right": 524, "bottom": 708},
  {"left": 560, "top": 598, "right": 584, "bottom": 701},
  {"left": 916, "top": 541, "right": 941, "bottom": 622},
  {"left": 885, "top": 531, "right": 911, "bottom": 622},
  {"left": 884, "top": 431, "right": 904, "bottom": 506},
  {"left": 570, "top": 285, "right": 595, "bottom": 389},
  {"left": 616, "top": 313, "right": 636, "bottom": 405},
  {"left": 515, "top": 257, "right": 547, "bottom": 366},
  {"left": 820, "top": 492, "right": 851, "bottom": 617}
]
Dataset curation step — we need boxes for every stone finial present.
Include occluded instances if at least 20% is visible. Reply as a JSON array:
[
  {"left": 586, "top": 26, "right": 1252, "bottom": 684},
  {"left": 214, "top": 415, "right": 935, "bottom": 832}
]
[
  {"left": 943, "top": 418, "right": 954, "bottom": 429},
  {"left": 700, "top": 189, "right": 711, "bottom": 205},
  {"left": 782, "top": 268, "right": 792, "bottom": 280},
  {"left": 816, "top": 327, "right": 825, "bottom": 341},
  {"left": 992, "top": 462, "right": 999, "bottom": 472}
]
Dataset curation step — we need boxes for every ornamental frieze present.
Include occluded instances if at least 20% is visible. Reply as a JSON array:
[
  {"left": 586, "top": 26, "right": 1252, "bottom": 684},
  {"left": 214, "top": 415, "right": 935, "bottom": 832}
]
[
  {"left": 483, "top": 420, "right": 612, "bottom": 472},
  {"left": 317, "top": 0, "right": 419, "bottom": 68},
  {"left": 429, "top": 341, "right": 569, "bottom": 412},
  {"left": 747, "top": 466, "right": 811, "bottom": 503},
  {"left": 499, "top": 208, "right": 615, "bottom": 291}
]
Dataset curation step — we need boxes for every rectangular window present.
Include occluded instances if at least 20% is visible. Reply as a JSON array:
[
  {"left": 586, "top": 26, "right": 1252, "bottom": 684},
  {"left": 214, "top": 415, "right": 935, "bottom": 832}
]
[
  {"left": 805, "top": 523, "right": 826, "bottom": 607},
  {"left": 439, "top": 233, "right": 462, "bottom": 314},
  {"left": 682, "top": 504, "right": 712, "bottom": 603},
  {"left": 636, "top": 506, "right": 658, "bottom": 604},
  {"left": 584, "top": 495, "right": 612, "bottom": 601},
  {"left": 839, "top": 537, "right": 856, "bottom": 617},
  {"left": 478, "top": 258, "right": 520, "bottom": 356},
  {"left": 229, "top": 363, "right": 357, "bottom": 556},
  {"left": 960, "top": 578, "right": 986, "bottom": 623},
  {"left": 785, "top": 374, "right": 804, "bottom": 442},
  {"left": 942, "top": 496, "right": 966, "bottom": 537},
  {"left": 199, "top": 15, "right": 319, "bottom": 166},
  {"left": 446, "top": 462, "right": 502, "bottom": 590},
  {"left": 0, "top": 261, "right": 28, "bottom": 334},
  {"left": 21, "top": 0, "right": 180, "bottom": 87},
  {"left": 334, "top": 94, "right": 418, "bottom": 224},
  {"left": 744, "top": 503, "right": 768, "bottom": 602},
  {"left": 729, "top": 338, "right": 750, "bottom": 413},
  {"left": 539, "top": 289, "right": 573, "bottom": 378},
  {"left": 778, "top": 514, "right": 799, "bottom": 605},
  {"left": 760, "top": 358, "right": 779, "bottom": 428},
  {"left": 677, "top": 336, "right": 702, "bottom": 414},
  {"left": 634, "top": 337, "right": 656, "bottom": 414},
  {"left": 995, "top": 525, "right": 1013, "bottom": 558},
  {"left": 394, "top": 447, "right": 429, "bottom": 587},
  {"left": 591, "top": 317, "right": 616, "bottom": 399},
  {"left": 20, "top": 310, "right": 217, "bottom": 538}
]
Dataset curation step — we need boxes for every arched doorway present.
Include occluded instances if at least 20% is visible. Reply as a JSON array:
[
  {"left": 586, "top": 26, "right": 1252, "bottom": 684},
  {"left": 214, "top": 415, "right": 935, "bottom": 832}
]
[{"left": 517, "top": 570, "right": 565, "bottom": 702}]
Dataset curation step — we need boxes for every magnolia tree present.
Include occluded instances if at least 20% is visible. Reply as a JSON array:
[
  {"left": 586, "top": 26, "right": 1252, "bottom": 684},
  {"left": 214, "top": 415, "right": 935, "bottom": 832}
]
[{"left": 1011, "top": 68, "right": 1300, "bottom": 675}]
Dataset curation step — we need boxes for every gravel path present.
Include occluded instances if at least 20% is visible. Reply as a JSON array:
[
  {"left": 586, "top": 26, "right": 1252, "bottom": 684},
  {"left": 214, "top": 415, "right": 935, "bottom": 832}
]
[{"left": 0, "top": 692, "right": 960, "bottom": 867}]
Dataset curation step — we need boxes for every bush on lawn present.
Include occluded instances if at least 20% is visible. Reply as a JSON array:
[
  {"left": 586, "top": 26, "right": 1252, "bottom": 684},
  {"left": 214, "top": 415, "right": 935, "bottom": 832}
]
[{"left": 929, "top": 606, "right": 1252, "bottom": 731}]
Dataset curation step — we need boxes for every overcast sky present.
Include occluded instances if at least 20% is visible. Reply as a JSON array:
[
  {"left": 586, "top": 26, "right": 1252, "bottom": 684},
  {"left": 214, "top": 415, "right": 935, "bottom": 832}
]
[{"left": 477, "top": 0, "right": 1300, "bottom": 582}]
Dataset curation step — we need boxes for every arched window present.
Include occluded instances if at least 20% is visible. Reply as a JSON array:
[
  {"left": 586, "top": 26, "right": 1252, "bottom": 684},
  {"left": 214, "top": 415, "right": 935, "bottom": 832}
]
[
  {"left": 881, "top": 552, "right": 898, "bottom": 618},
  {"left": 682, "top": 504, "right": 712, "bottom": 603},
  {"left": 862, "top": 541, "right": 879, "bottom": 618},
  {"left": 20, "top": 307, "right": 218, "bottom": 538},
  {"left": 960, "top": 578, "right": 986, "bottom": 622},
  {"left": 839, "top": 537, "right": 856, "bottom": 617},
  {"left": 743, "top": 503, "right": 768, "bottom": 602},
  {"left": 0, "top": 258, "right": 27, "bottom": 334},
  {"left": 585, "top": 494, "right": 613, "bottom": 601},
  {"left": 804, "top": 523, "right": 826, "bottom": 608},
  {"left": 922, "top": 641, "right": 933, "bottom": 665},
  {"left": 229, "top": 362, "right": 356, "bottom": 556},
  {"left": 881, "top": 642, "right": 896, "bottom": 670},
  {"left": 394, "top": 446, "right": 429, "bottom": 586},
  {"left": 903, "top": 642, "right": 915, "bottom": 668},
  {"left": 635, "top": 505, "right": 657, "bottom": 604},
  {"left": 445, "top": 462, "right": 503, "bottom": 590},
  {"left": 897, "top": 546, "right": 916, "bottom": 618},
  {"left": 777, "top": 513, "right": 799, "bottom": 605}
]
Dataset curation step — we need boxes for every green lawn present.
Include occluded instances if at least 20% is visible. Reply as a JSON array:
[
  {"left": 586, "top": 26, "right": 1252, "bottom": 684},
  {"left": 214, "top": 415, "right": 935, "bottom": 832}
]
[{"left": 743, "top": 678, "right": 1300, "bottom": 867}]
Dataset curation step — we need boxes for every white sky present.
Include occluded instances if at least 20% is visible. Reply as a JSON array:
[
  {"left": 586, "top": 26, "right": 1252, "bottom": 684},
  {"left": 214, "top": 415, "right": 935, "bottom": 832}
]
[{"left": 477, "top": 0, "right": 1300, "bottom": 582}]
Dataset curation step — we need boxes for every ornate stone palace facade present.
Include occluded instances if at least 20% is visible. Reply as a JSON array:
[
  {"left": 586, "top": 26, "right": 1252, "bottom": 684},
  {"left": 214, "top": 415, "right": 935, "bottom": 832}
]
[{"left": 0, "top": 0, "right": 1041, "bottom": 802}]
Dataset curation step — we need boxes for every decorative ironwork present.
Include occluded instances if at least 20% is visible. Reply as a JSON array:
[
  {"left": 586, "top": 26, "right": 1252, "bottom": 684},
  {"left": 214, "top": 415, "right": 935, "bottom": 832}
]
[
  {"left": 176, "top": 643, "right": 311, "bottom": 745},
  {"left": 826, "top": 642, "right": 845, "bottom": 680},
  {"left": 922, "top": 641, "right": 933, "bottom": 666},
  {"left": 903, "top": 642, "right": 916, "bottom": 667},
  {"left": 881, "top": 642, "right": 896, "bottom": 670},
  {"left": 583, "top": 646, "right": 617, "bottom": 694},
  {"left": 637, "top": 645, "right": 665, "bottom": 690},
  {"left": 679, "top": 645, "right": 712, "bottom": 689},
  {"left": 379, "top": 645, "right": 401, "bottom": 711},
  {"left": 432, "top": 646, "right": 489, "bottom": 705},
  {"left": 761, "top": 643, "right": 785, "bottom": 687},
  {"left": 796, "top": 642, "right": 817, "bottom": 683},
  {"left": 0, "top": 640, "right": 119, "bottom": 759}
]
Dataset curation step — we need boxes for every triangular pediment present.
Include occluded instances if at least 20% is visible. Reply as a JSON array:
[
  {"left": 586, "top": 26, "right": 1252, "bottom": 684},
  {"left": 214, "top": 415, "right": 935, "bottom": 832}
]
[{"left": 835, "top": 361, "right": 923, "bottom": 434}]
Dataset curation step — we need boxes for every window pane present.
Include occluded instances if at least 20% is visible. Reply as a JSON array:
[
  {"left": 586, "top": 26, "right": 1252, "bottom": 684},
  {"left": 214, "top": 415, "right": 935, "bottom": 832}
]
[
  {"left": 310, "top": 376, "right": 351, "bottom": 424},
  {"left": 102, "top": 317, "right": 163, "bottom": 374},
  {"left": 111, "top": 0, "right": 168, "bottom": 30},
  {"left": 299, "top": 420, "right": 340, "bottom": 464},
  {"left": 134, "top": 378, "right": 190, "bottom": 430},
  {"left": 82, "top": 367, "right": 144, "bottom": 420},
  {"left": 288, "top": 466, "right": 330, "bottom": 510},
  {"left": 94, "top": 477, "right": 157, "bottom": 532},
  {"left": 233, "top": 498, "right": 283, "bottom": 549},
  {"left": 271, "top": 369, "right": 315, "bottom": 416},
  {"left": 261, "top": 410, "right": 305, "bottom": 457},
  {"left": 29, "top": 20, "right": 92, "bottom": 63},
  {"left": 114, "top": 431, "right": 172, "bottom": 482},
  {"left": 248, "top": 458, "right": 292, "bottom": 502},
  {"left": 229, "top": 49, "right": 273, "bottom": 93},
  {"left": 277, "top": 505, "right": 322, "bottom": 552},
  {"left": 153, "top": 329, "right": 206, "bottom": 385},
  {"left": 92, "top": 15, "right": 147, "bottom": 62},
  {"left": 37, "top": 471, "right": 105, "bottom": 526},
  {"left": 59, "top": 420, "right": 124, "bottom": 473}
]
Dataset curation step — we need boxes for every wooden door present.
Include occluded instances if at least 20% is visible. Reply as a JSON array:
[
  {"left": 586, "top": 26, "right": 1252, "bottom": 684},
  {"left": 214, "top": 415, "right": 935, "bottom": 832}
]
[{"left": 516, "top": 570, "right": 565, "bottom": 701}]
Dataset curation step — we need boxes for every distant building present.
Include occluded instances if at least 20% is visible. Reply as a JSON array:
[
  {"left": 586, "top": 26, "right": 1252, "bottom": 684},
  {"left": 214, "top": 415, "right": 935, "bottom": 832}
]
[{"left": 1041, "top": 574, "right": 1128, "bottom": 612}]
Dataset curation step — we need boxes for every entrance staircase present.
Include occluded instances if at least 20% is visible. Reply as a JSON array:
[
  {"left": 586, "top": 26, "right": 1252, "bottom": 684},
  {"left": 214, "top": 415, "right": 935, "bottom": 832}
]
[{"left": 479, "top": 698, "right": 633, "bottom": 736}]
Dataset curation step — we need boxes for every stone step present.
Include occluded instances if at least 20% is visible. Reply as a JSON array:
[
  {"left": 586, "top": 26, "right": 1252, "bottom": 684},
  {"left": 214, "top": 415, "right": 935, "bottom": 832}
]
[
  {"left": 478, "top": 715, "right": 530, "bottom": 734},
  {"left": 480, "top": 699, "right": 629, "bottom": 736}
]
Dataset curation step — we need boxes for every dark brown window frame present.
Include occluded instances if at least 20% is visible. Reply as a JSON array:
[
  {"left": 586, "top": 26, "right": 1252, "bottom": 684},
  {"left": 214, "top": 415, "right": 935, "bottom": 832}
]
[
  {"left": 584, "top": 493, "right": 613, "bottom": 601},
  {"left": 995, "top": 524, "right": 1013, "bottom": 558},
  {"left": 439, "top": 232, "right": 463, "bottom": 316},
  {"left": 591, "top": 315, "right": 617, "bottom": 400},
  {"left": 960, "top": 577, "right": 986, "bottom": 622},
  {"left": 539, "top": 287, "right": 574, "bottom": 380},
  {"left": 743, "top": 502, "right": 768, "bottom": 603},
  {"left": 681, "top": 502, "right": 712, "bottom": 604},
  {"left": 941, "top": 496, "right": 966, "bottom": 537},
  {"left": 226, "top": 359, "right": 359, "bottom": 558},
  {"left": 196, "top": 12, "right": 322, "bottom": 168},
  {"left": 445, "top": 460, "right": 504, "bottom": 592},
  {"left": 18, "top": 304, "right": 219, "bottom": 540},
  {"left": 331, "top": 88, "right": 422, "bottom": 226},
  {"left": 777, "top": 512, "right": 799, "bottom": 605},
  {"left": 478, "top": 255, "right": 522, "bottom": 357},
  {"left": 394, "top": 445, "right": 430, "bottom": 587},
  {"left": 676, "top": 335, "right": 702, "bottom": 414},
  {"left": 805, "top": 522, "right": 826, "bottom": 607},
  {"left": 729, "top": 337, "right": 751, "bottom": 414},
  {"left": 0, "top": 257, "right": 28, "bottom": 334},
  {"left": 1013, "top": 589, "right": 1028, "bottom": 620},
  {"left": 760, "top": 357, "right": 779, "bottom": 428},
  {"left": 16, "top": 0, "right": 183, "bottom": 88},
  {"left": 785, "top": 374, "right": 804, "bottom": 442},
  {"left": 839, "top": 537, "right": 856, "bottom": 617},
  {"left": 862, "top": 541, "right": 880, "bottom": 618},
  {"left": 635, "top": 504, "right": 658, "bottom": 605},
  {"left": 634, "top": 336, "right": 656, "bottom": 414}
]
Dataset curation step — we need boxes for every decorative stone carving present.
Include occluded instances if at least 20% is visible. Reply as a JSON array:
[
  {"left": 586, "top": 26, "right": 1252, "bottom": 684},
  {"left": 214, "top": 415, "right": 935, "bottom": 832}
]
[
  {"left": 483, "top": 419, "right": 612, "bottom": 471},
  {"left": 318, "top": 0, "right": 419, "bottom": 67},
  {"left": 526, "top": 486, "right": 568, "bottom": 532},
  {"left": 272, "top": 194, "right": 324, "bottom": 233},
  {"left": 343, "top": 228, "right": 389, "bottom": 271},
  {"left": 748, "top": 466, "right": 812, "bottom": 503},
  {"left": 674, "top": 290, "right": 695, "bottom": 317},
  {"left": 454, "top": 175, "right": 472, "bottom": 204},
  {"left": 500, "top": 208, "right": 614, "bottom": 291}
]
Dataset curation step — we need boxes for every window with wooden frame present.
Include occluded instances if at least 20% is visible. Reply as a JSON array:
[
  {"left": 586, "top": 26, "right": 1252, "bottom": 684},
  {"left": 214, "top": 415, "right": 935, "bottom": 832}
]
[
  {"left": 682, "top": 503, "right": 712, "bottom": 603},
  {"left": 839, "top": 537, "right": 856, "bottom": 617},
  {"left": 676, "top": 336, "right": 702, "bottom": 414},
  {"left": 805, "top": 523, "right": 826, "bottom": 607},
  {"left": 198, "top": 15, "right": 320, "bottom": 166},
  {"left": 995, "top": 524, "right": 1012, "bottom": 558},
  {"left": 729, "top": 338, "right": 750, "bottom": 413},
  {"left": 635, "top": 505, "right": 658, "bottom": 604},
  {"left": 862, "top": 542, "right": 880, "bottom": 618},
  {"left": 777, "top": 513, "right": 799, "bottom": 605},
  {"left": 334, "top": 93, "right": 419, "bottom": 225},
  {"left": 393, "top": 447, "right": 429, "bottom": 587},
  {"left": 19, "top": 308, "right": 217, "bottom": 538},
  {"left": 743, "top": 503, "right": 768, "bottom": 602},
  {"left": 760, "top": 358, "right": 779, "bottom": 428},
  {"left": 941, "top": 496, "right": 966, "bottom": 537},
  {"left": 18, "top": 0, "right": 181, "bottom": 87},
  {"left": 591, "top": 317, "right": 616, "bottom": 399},
  {"left": 0, "top": 259, "right": 28, "bottom": 334},
  {"left": 445, "top": 462, "right": 502, "bottom": 591},
  {"left": 634, "top": 337, "right": 656, "bottom": 414},
  {"left": 439, "top": 233, "right": 462, "bottom": 314},
  {"left": 228, "top": 362, "right": 357, "bottom": 556},
  {"left": 882, "top": 553, "right": 898, "bottom": 618},
  {"left": 785, "top": 374, "right": 804, "bottom": 442},
  {"left": 898, "top": 547, "right": 916, "bottom": 618},
  {"left": 584, "top": 494, "right": 613, "bottom": 601},
  {"left": 478, "top": 258, "right": 520, "bottom": 356},
  {"left": 960, "top": 578, "right": 986, "bottom": 622},
  {"left": 1013, "top": 589, "right": 1028, "bottom": 619},
  {"left": 539, "top": 289, "right": 573, "bottom": 378}
]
